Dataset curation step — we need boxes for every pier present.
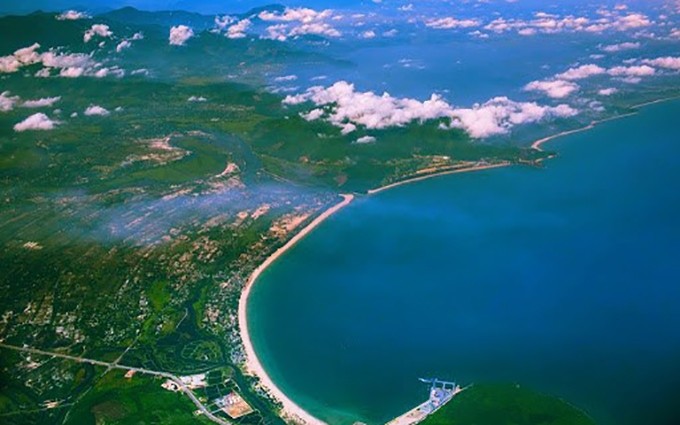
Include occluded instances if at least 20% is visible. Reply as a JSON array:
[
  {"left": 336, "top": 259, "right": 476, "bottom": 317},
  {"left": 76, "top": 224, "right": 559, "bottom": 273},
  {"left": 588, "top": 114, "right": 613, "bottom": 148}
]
[{"left": 384, "top": 379, "right": 464, "bottom": 425}]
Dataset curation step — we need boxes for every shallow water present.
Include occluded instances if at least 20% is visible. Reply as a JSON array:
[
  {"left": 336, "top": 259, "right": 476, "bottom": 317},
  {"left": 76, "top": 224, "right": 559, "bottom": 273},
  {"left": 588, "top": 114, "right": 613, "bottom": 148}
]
[{"left": 248, "top": 100, "right": 680, "bottom": 425}]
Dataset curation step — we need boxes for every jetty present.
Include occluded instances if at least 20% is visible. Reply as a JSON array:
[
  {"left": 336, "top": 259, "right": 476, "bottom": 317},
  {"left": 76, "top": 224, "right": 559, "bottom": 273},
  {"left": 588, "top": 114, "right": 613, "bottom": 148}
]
[{"left": 385, "top": 378, "right": 464, "bottom": 425}]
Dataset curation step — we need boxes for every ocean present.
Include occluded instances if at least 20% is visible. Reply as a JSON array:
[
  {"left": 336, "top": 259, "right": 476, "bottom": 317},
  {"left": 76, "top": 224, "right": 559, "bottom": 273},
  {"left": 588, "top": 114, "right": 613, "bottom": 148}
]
[{"left": 247, "top": 99, "right": 680, "bottom": 425}]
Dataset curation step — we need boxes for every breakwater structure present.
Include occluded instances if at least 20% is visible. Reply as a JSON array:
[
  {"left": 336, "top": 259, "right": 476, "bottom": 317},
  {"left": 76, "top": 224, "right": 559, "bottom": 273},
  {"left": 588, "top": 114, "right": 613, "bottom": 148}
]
[{"left": 384, "top": 378, "right": 466, "bottom": 425}]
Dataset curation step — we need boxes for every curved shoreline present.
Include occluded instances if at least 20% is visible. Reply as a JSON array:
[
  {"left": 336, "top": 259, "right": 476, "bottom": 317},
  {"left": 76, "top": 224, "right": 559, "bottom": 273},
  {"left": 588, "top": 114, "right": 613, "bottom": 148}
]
[
  {"left": 236, "top": 96, "right": 680, "bottom": 425},
  {"left": 238, "top": 194, "right": 354, "bottom": 425},
  {"left": 532, "top": 96, "right": 680, "bottom": 152},
  {"left": 367, "top": 162, "right": 511, "bottom": 195},
  {"left": 531, "top": 114, "right": 636, "bottom": 151}
]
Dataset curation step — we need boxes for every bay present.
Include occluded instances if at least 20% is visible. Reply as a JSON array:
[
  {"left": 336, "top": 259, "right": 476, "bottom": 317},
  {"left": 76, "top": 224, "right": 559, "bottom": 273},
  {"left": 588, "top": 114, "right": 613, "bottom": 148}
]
[{"left": 248, "top": 100, "right": 680, "bottom": 425}]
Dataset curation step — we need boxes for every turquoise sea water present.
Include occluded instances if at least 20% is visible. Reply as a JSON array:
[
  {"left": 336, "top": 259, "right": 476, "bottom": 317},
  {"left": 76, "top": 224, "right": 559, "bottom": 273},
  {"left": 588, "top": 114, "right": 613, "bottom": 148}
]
[{"left": 247, "top": 100, "right": 680, "bottom": 425}]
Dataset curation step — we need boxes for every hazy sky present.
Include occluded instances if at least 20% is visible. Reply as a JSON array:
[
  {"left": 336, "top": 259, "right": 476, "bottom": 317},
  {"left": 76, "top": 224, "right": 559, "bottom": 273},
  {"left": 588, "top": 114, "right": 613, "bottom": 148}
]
[
  {"left": 0, "top": 0, "right": 666, "bottom": 16},
  {"left": 0, "top": 0, "right": 364, "bottom": 15}
]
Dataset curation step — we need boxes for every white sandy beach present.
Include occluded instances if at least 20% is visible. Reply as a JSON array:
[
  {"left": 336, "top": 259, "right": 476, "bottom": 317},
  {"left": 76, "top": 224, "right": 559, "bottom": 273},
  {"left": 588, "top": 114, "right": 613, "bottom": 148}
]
[
  {"left": 531, "top": 108, "right": 652, "bottom": 152},
  {"left": 531, "top": 123, "right": 597, "bottom": 151},
  {"left": 367, "top": 162, "right": 511, "bottom": 195},
  {"left": 238, "top": 194, "right": 354, "bottom": 425}
]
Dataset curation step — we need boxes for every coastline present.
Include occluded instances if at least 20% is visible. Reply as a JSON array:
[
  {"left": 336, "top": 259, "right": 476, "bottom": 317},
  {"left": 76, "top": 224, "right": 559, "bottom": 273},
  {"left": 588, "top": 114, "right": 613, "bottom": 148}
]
[
  {"left": 235, "top": 163, "right": 512, "bottom": 425},
  {"left": 236, "top": 96, "right": 680, "bottom": 425},
  {"left": 533, "top": 95, "right": 680, "bottom": 152},
  {"left": 531, "top": 113, "right": 636, "bottom": 151},
  {"left": 367, "top": 162, "right": 511, "bottom": 196},
  {"left": 238, "top": 194, "right": 354, "bottom": 425}
]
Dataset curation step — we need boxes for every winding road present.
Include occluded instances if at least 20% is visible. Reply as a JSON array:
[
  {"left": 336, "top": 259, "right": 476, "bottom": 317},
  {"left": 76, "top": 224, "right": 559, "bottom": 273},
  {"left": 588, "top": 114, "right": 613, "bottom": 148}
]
[{"left": 0, "top": 342, "right": 229, "bottom": 425}]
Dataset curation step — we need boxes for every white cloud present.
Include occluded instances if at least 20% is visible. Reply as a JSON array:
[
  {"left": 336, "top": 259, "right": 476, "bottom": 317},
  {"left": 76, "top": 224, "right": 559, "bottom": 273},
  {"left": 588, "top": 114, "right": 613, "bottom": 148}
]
[
  {"left": 0, "top": 44, "right": 127, "bottom": 79},
  {"left": 426, "top": 17, "right": 481, "bottom": 29},
  {"left": 485, "top": 15, "right": 590, "bottom": 35},
  {"left": 14, "top": 113, "right": 59, "bottom": 131},
  {"left": 41, "top": 51, "right": 93, "bottom": 69},
  {"left": 355, "top": 135, "right": 376, "bottom": 144},
  {"left": 483, "top": 9, "right": 652, "bottom": 36},
  {"left": 259, "top": 7, "right": 333, "bottom": 24},
  {"left": 618, "top": 77, "right": 642, "bottom": 84},
  {"left": 289, "top": 22, "right": 341, "bottom": 38},
  {"left": 524, "top": 80, "right": 580, "bottom": 98},
  {"left": 22, "top": 96, "right": 61, "bottom": 108},
  {"left": 258, "top": 7, "right": 340, "bottom": 39},
  {"left": 14, "top": 43, "right": 42, "bottom": 65},
  {"left": 169, "top": 25, "right": 194, "bottom": 46},
  {"left": 0, "top": 43, "right": 41, "bottom": 73},
  {"left": 607, "top": 65, "right": 656, "bottom": 77},
  {"left": 264, "top": 24, "right": 288, "bottom": 41},
  {"left": 57, "top": 10, "right": 89, "bottom": 20},
  {"left": 84, "top": 105, "right": 110, "bottom": 116},
  {"left": 449, "top": 97, "right": 578, "bottom": 138},
  {"left": 116, "top": 40, "right": 131, "bottom": 53},
  {"left": 0, "top": 56, "right": 21, "bottom": 73},
  {"left": 94, "top": 68, "right": 109, "bottom": 78},
  {"left": 398, "top": 58, "right": 425, "bottom": 70},
  {"left": 60, "top": 67, "right": 85, "bottom": 78},
  {"left": 340, "top": 123, "right": 356, "bottom": 135},
  {"left": 555, "top": 64, "right": 607, "bottom": 80},
  {"left": 284, "top": 81, "right": 452, "bottom": 133},
  {"left": 641, "top": 57, "right": 680, "bottom": 70},
  {"left": 84, "top": 24, "right": 113, "bottom": 43},
  {"left": 285, "top": 81, "right": 577, "bottom": 138},
  {"left": 610, "top": 13, "right": 652, "bottom": 31},
  {"left": 301, "top": 108, "right": 324, "bottom": 121},
  {"left": 226, "top": 19, "right": 251, "bottom": 39},
  {"left": 600, "top": 41, "right": 640, "bottom": 52},
  {"left": 274, "top": 75, "right": 298, "bottom": 82},
  {"left": 361, "top": 30, "right": 377, "bottom": 39},
  {"left": 214, "top": 15, "right": 236, "bottom": 31},
  {"left": 0, "top": 91, "right": 20, "bottom": 112},
  {"left": 598, "top": 88, "right": 618, "bottom": 96}
]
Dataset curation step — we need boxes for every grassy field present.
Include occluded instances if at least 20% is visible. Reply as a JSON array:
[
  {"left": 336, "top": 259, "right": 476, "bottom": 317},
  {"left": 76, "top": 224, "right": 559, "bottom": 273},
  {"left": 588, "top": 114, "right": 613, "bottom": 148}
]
[{"left": 64, "top": 370, "right": 214, "bottom": 425}]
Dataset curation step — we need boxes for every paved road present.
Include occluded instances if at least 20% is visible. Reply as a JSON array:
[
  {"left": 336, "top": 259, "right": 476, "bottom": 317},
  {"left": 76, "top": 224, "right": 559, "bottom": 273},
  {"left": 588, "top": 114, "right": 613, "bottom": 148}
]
[{"left": 0, "top": 342, "right": 230, "bottom": 425}]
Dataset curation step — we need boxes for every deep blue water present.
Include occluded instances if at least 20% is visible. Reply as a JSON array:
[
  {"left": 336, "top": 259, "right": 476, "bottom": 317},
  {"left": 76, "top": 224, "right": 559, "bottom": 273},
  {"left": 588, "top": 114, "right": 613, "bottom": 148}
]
[
  {"left": 248, "top": 100, "right": 680, "bottom": 425},
  {"left": 322, "top": 35, "right": 602, "bottom": 103}
]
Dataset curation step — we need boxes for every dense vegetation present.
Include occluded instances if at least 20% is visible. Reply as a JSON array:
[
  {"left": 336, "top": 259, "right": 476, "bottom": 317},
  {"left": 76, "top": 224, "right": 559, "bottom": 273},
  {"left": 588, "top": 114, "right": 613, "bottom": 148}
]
[{"left": 422, "top": 384, "right": 596, "bottom": 425}]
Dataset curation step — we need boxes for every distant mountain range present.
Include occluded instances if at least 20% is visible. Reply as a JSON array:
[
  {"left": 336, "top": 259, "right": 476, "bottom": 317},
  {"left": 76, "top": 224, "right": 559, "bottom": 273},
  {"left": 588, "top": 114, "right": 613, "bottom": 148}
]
[{"left": 0, "top": 0, "right": 365, "bottom": 16}]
